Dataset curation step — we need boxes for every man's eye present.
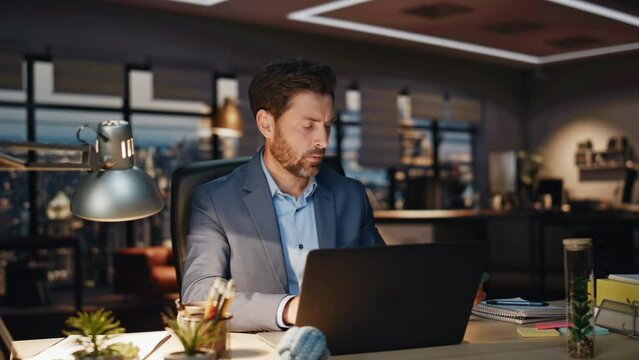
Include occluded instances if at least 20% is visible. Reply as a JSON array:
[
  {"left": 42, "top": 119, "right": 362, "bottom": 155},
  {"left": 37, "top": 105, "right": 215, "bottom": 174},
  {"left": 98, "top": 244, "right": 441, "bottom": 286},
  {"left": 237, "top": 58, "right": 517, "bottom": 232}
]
[{"left": 302, "top": 122, "right": 313, "bottom": 129}]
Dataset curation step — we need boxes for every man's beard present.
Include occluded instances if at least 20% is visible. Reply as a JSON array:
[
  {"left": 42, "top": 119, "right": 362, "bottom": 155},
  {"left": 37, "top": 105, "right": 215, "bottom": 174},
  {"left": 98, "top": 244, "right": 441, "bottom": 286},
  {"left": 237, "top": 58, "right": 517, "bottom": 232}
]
[{"left": 269, "top": 128, "right": 324, "bottom": 178}]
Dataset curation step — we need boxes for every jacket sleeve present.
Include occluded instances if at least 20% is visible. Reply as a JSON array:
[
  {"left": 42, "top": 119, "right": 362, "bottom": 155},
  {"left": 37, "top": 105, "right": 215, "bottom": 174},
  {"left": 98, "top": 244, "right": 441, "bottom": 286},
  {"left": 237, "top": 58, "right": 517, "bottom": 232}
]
[
  {"left": 358, "top": 182, "right": 386, "bottom": 247},
  {"left": 181, "top": 186, "right": 287, "bottom": 332}
]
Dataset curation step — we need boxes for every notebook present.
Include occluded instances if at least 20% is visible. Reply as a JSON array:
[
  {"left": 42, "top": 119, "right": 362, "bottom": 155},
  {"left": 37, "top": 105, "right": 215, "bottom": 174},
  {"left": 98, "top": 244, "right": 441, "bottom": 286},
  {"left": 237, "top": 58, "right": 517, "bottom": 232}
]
[
  {"left": 472, "top": 298, "right": 564, "bottom": 324},
  {"left": 292, "top": 242, "right": 488, "bottom": 355},
  {"left": 608, "top": 274, "right": 639, "bottom": 285}
]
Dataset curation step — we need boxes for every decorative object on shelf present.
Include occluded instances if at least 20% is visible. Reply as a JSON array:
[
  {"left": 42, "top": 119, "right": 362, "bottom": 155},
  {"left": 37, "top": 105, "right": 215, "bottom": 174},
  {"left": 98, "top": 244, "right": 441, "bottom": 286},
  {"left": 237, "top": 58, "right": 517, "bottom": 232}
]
[
  {"left": 0, "top": 120, "right": 163, "bottom": 222},
  {"left": 64, "top": 308, "right": 139, "bottom": 360},
  {"left": 163, "top": 279, "right": 236, "bottom": 360},
  {"left": 575, "top": 139, "right": 593, "bottom": 167},
  {"left": 277, "top": 326, "right": 330, "bottom": 360},
  {"left": 563, "top": 238, "right": 595, "bottom": 358}
]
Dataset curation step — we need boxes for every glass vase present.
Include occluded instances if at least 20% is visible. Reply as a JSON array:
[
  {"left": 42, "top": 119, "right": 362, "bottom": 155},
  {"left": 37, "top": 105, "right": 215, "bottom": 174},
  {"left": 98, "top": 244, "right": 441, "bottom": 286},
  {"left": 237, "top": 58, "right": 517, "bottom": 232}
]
[{"left": 563, "top": 238, "right": 594, "bottom": 358}]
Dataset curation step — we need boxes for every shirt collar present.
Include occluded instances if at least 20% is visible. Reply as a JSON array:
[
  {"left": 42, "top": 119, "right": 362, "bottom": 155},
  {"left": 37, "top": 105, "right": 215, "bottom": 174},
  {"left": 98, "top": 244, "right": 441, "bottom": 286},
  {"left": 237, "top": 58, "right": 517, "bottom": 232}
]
[{"left": 260, "top": 150, "right": 317, "bottom": 200}]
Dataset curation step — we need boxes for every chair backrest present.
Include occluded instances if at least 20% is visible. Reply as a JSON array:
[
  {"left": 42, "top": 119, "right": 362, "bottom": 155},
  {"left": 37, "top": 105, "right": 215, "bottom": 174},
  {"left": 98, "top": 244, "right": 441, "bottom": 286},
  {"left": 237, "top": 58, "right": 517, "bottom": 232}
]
[{"left": 170, "top": 155, "right": 344, "bottom": 291}]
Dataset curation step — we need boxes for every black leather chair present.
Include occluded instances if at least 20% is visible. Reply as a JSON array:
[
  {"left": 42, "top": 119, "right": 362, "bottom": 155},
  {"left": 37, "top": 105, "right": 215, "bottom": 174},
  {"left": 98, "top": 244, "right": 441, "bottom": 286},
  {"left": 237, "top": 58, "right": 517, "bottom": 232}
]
[{"left": 170, "top": 155, "right": 344, "bottom": 291}]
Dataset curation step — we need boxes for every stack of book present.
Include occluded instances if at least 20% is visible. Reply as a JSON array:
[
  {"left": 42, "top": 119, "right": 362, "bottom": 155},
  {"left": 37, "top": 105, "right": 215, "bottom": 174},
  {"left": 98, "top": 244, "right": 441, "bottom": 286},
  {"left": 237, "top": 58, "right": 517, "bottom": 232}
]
[
  {"left": 596, "top": 274, "right": 639, "bottom": 306},
  {"left": 472, "top": 298, "right": 564, "bottom": 324}
]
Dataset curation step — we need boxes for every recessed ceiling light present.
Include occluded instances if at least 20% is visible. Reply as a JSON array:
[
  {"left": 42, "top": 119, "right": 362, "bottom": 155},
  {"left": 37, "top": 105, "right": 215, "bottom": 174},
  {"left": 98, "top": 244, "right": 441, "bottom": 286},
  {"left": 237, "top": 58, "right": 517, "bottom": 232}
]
[
  {"left": 287, "top": 0, "right": 639, "bottom": 64},
  {"left": 166, "top": 0, "right": 227, "bottom": 6}
]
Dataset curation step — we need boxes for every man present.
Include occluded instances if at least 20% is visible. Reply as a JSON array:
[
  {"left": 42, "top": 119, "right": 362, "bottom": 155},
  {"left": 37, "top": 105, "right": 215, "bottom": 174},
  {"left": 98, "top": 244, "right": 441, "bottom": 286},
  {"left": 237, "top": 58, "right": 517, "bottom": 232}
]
[{"left": 181, "top": 58, "right": 385, "bottom": 332}]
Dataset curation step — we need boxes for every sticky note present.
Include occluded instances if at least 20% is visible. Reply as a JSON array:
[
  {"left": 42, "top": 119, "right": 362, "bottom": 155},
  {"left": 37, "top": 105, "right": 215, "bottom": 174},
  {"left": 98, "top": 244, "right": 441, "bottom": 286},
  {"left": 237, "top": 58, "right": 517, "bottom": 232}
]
[
  {"left": 535, "top": 321, "right": 570, "bottom": 330},
  {"left": 517, "top": 327, "right": 560, "bottom": 338},
  {"left": 558, "top": 326, "right": 609, "bottom": 336}
]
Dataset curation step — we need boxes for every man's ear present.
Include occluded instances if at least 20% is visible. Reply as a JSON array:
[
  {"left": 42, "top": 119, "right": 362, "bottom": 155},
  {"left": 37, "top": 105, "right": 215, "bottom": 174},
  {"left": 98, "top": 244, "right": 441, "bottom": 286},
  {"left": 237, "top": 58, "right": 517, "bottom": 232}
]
[{"left": 256, "top": 109, "right": 274, "bottom": 139}]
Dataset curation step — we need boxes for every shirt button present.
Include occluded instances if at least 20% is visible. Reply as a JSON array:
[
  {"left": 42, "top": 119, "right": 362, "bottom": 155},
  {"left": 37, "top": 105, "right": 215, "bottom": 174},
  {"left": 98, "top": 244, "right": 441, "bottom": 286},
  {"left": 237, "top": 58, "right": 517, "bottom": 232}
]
[{"left": 298, "top": 244, "right": 304, "bottom": 249}]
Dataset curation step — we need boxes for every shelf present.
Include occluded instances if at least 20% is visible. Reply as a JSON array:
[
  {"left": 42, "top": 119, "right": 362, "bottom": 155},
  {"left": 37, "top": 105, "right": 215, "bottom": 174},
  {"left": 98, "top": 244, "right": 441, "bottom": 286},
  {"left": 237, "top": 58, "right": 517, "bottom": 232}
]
[{"left": 577, "top": 165, "right": 631, "bottom": 172}]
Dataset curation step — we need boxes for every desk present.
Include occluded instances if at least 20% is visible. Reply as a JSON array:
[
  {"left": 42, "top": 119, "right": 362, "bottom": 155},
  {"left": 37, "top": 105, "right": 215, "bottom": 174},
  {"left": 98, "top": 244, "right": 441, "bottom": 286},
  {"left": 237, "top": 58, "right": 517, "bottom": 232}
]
[{"left": 13, "top": 316, "right": 639, "bottom": 359}]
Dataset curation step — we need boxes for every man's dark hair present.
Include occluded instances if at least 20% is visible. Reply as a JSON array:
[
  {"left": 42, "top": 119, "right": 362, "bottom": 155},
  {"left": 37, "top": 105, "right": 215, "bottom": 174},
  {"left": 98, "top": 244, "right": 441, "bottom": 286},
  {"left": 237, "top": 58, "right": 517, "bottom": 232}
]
[{"left": 248, "top": 57, "right": 336, "bottom": 120}]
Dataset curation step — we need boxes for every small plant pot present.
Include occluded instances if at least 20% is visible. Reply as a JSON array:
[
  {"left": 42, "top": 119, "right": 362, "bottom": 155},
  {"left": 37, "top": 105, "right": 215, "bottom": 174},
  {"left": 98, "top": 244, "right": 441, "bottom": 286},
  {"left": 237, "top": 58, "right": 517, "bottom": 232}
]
[{"left": 164, "top": 349, "right": 216, "bottom": 360}]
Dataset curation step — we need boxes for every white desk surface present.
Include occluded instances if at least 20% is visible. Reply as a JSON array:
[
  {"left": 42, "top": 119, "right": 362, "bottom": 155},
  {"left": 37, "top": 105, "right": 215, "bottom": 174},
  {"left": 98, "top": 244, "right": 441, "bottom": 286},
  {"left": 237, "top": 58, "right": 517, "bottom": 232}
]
[{"left": 13, "top": 316, "right": 639, "bottom": 359}]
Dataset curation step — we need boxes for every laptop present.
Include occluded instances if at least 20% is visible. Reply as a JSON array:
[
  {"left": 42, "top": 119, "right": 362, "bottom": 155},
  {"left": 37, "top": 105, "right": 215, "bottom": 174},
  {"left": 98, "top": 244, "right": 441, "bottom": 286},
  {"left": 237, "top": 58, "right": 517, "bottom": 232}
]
[{"left": 259, "top": 241, "right": 488, "bottom": 355}]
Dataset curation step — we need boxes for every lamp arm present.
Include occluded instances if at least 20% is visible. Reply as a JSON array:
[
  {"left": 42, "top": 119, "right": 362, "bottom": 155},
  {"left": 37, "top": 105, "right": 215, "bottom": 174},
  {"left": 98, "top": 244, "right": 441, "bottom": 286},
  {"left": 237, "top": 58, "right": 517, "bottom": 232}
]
[{"left": 0, "top": 141, "right": 96, "bottom": 172}]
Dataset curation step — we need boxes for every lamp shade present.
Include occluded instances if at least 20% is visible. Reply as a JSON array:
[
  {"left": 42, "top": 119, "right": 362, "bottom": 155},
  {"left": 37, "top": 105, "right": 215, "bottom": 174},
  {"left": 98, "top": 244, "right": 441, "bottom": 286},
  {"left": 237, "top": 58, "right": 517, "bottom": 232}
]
[
  {"left": 71, "top": 167, "right": 163, "bottom": 222},
  {"left": 70, "top": 119, "right": 164, "bottom": 221},
  {"left": 214, "top": 97, "right": 243, "bottom": 137}
]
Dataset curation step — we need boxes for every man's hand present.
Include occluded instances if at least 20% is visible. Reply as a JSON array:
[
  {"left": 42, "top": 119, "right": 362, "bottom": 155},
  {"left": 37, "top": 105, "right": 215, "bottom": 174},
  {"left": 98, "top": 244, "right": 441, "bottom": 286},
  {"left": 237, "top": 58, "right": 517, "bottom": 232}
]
[{"left": 283, "top": 296, "right": 299, "bottom": 325}]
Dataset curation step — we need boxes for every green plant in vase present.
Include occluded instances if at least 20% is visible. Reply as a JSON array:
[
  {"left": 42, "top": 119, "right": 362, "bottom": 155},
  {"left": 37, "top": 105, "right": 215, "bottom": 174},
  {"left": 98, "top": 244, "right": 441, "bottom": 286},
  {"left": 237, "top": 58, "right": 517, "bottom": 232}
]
[
  {"left": 64, "top": 308, "right": 139, "bottom": 360},
  {"left": 569, "top": 276, "right": 594, "bottom": 358},
  {"left": 161, "top": 311, "right": 217, "bottom": 360}
]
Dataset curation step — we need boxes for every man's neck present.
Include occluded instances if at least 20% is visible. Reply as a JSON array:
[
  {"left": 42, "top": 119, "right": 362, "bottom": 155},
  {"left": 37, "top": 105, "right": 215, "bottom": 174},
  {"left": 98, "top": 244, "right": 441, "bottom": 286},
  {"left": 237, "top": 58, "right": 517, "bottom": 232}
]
[{"left": 263, "top": 149, "right": 309, "bottom": 199}]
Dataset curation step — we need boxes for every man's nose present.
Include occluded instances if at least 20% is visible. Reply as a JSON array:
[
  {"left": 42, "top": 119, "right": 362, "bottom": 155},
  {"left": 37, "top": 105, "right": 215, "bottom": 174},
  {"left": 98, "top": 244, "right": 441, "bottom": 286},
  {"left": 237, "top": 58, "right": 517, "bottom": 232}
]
[{"left": 314, "top": 126, "right": 329, "bottom": 149}]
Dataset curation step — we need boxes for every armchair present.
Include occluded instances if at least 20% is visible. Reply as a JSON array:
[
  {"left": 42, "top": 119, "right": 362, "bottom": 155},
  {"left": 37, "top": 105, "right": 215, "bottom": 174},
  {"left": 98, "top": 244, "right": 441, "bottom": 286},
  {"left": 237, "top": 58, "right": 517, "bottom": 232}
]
[{"left": 113, "top": 246, "right": 178, "bottom": 296}]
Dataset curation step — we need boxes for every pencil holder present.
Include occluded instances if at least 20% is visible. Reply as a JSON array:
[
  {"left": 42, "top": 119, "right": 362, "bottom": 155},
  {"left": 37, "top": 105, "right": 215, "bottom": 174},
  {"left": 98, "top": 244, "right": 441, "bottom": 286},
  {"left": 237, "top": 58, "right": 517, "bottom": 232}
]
[
  {"left": 178, "top": 302, "right": 233, "bottom": 359},
  {"left": 563, "top": 238, "right": 594, "bottom": 358}
]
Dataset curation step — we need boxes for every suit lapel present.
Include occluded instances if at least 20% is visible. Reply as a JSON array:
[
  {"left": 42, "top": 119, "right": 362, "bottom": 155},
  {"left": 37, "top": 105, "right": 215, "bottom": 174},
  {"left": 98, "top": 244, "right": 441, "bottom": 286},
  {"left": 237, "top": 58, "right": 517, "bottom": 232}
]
[
  {"left": 242, "top": 155, "right": 287, "bottom": 292},
  {"left": 314, "top": 179, "right": 336, "bottom": 249}
]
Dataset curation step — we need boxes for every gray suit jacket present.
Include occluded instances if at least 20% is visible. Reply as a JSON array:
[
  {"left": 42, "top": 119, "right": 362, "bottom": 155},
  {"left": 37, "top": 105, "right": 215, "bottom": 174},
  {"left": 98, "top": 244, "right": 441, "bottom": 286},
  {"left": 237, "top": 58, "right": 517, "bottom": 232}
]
[{"left": 181, "top": 153, "right": 384, "bottom": 331}]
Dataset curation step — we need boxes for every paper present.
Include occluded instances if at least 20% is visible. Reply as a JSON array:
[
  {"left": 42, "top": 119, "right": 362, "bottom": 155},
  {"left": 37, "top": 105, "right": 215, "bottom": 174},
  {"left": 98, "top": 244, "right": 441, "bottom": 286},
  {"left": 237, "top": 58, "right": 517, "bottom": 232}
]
[
  {"left": 517, "top": 327, "right": 559, "bottom": 338},
  {"left": 608, "top": 274, "right": 639, "bottom": 285},
  {"left": 27, "top": 331, "right": 170, "bottom": 360}
]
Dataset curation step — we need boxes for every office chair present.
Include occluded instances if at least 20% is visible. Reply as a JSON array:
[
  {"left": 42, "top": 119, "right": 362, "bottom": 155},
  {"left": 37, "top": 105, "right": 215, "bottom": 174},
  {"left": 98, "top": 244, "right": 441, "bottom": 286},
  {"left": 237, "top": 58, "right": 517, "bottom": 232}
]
[{"left": 170, "top": 155, "right": 344, "bottom": 291}]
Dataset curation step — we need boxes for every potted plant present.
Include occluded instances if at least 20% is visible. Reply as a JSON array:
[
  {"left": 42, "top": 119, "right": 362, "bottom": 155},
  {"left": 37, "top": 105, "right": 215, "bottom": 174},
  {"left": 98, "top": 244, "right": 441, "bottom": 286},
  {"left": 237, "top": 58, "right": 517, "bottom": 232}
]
[
  {"left": 568, "top": 276, "right": 594, "bottom": 358},
  {"left": 64, "top": 308, "right": 139, "bottom": 360},
  {"left": 161, "top": 311, "right": 217, "bottom": 360}
]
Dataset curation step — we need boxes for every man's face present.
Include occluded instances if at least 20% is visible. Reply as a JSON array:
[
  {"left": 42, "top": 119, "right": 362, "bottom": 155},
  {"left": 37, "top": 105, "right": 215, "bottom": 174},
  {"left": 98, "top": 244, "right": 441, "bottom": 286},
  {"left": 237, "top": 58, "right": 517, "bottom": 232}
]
[{"left": 267, "top": 91, "right": 334, "bottom": 178}]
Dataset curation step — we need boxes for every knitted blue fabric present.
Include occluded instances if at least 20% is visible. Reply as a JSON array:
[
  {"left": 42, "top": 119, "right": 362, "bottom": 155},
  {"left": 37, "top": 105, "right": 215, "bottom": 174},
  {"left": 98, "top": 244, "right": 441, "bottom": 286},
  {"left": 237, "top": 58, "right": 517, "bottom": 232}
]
[{"left": 276, "top": 326, "right": 330, "bottom": 360}]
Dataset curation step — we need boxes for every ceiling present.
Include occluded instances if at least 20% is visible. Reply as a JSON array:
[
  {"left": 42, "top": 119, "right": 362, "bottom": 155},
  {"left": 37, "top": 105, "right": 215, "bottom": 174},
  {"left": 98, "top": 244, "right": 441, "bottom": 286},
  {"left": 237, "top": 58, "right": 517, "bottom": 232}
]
[{"left": 100, "top": 0, "right": 639, "bottom": 66}]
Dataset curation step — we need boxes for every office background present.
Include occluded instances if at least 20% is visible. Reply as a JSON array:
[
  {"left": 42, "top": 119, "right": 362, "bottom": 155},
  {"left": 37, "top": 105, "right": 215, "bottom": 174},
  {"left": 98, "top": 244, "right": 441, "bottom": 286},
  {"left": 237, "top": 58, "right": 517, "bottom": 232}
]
[{"left": 1, "top": 0, "right": 638, "bottom": 340}]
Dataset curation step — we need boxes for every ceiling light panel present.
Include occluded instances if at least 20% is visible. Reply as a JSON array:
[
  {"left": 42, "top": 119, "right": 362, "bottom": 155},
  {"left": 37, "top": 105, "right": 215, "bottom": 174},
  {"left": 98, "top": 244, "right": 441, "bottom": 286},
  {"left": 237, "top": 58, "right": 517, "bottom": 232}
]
[
  {"left": 288, "top": 0, "right": 639, "bottom": 65},
  {"left": 166, "top": 0, "right": 227, "bottom": 6}
]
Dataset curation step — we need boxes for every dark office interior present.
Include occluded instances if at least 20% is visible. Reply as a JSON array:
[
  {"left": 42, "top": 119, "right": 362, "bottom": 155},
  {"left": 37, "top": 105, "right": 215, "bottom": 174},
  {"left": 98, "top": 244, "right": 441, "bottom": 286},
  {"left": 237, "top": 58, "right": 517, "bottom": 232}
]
[{"left": 1, "top": 0, "right": 639, "bottom": 343}]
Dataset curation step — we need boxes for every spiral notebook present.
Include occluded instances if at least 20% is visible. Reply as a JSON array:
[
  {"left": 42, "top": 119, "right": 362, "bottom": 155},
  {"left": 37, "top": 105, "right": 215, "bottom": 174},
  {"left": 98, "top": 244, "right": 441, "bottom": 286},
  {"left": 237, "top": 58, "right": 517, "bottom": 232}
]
[{"left": 472, "top": 298, "right": 564, "bottom": 324}]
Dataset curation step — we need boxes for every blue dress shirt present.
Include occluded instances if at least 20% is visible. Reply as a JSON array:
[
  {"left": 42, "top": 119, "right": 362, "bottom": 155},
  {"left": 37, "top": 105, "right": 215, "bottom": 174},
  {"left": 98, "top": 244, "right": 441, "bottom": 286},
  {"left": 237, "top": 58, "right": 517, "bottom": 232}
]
[{"left": 260, "top": 152, "right": 319, "bottom": 294}]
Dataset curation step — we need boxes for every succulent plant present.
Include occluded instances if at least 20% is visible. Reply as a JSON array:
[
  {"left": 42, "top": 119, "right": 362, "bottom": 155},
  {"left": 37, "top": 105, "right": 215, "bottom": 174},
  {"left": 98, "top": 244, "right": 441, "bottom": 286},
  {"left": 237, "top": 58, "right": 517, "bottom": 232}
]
[{"left": 64, "top": 308, "right": 139, "bottom": 360}]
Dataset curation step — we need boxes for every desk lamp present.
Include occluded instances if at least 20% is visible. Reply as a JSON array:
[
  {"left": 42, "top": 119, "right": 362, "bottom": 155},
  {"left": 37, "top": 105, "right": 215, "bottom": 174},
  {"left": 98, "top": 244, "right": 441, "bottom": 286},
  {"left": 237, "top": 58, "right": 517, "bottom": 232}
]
[{"left": 0, "top": 119, "right": 163, "bottom": 222}]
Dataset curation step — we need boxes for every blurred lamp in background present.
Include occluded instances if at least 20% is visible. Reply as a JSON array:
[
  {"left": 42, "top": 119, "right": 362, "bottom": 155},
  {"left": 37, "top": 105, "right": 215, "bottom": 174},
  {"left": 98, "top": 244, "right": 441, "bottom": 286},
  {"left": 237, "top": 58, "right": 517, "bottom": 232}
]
[
  {"left": 0, "top": 120, "right": 164, "bottom": 222},
  {"left": 213, "top": 97, "right": 243, "bottom": 137}
]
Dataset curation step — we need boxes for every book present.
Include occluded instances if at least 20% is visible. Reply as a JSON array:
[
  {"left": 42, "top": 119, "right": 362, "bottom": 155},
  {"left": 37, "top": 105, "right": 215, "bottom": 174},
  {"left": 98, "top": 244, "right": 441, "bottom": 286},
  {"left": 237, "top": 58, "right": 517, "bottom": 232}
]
[
  {"left": 608, "top": 274, "right": 639, "bottom": 285},
  {"left": 596, "top": 278, "right": 639, "bottom": 306},
  {"left": 472, "top": 297, "right": 564, "bottom": 324}
]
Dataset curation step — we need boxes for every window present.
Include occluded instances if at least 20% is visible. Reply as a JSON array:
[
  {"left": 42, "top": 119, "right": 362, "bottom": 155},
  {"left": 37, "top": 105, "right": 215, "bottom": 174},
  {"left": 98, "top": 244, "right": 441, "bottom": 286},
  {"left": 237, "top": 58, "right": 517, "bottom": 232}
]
[
  {"left": 338, "top": 89, "right": 390, "bottom": 209},
  {"left": 0, "top": 108, "right": 29, "bottom": 237},
  {"left": 336, "top": 88, "right": 477, "bottom": 210}
]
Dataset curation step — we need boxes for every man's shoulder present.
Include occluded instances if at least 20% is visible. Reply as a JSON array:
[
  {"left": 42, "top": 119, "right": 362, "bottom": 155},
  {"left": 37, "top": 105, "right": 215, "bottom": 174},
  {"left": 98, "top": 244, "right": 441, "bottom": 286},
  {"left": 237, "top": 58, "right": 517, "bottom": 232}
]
[
  {"left": 318, "top": 166, "right": 363, "bottom": 192},
  {"left": 194, "top": 162, "right": 250, "bottom": 196}
]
